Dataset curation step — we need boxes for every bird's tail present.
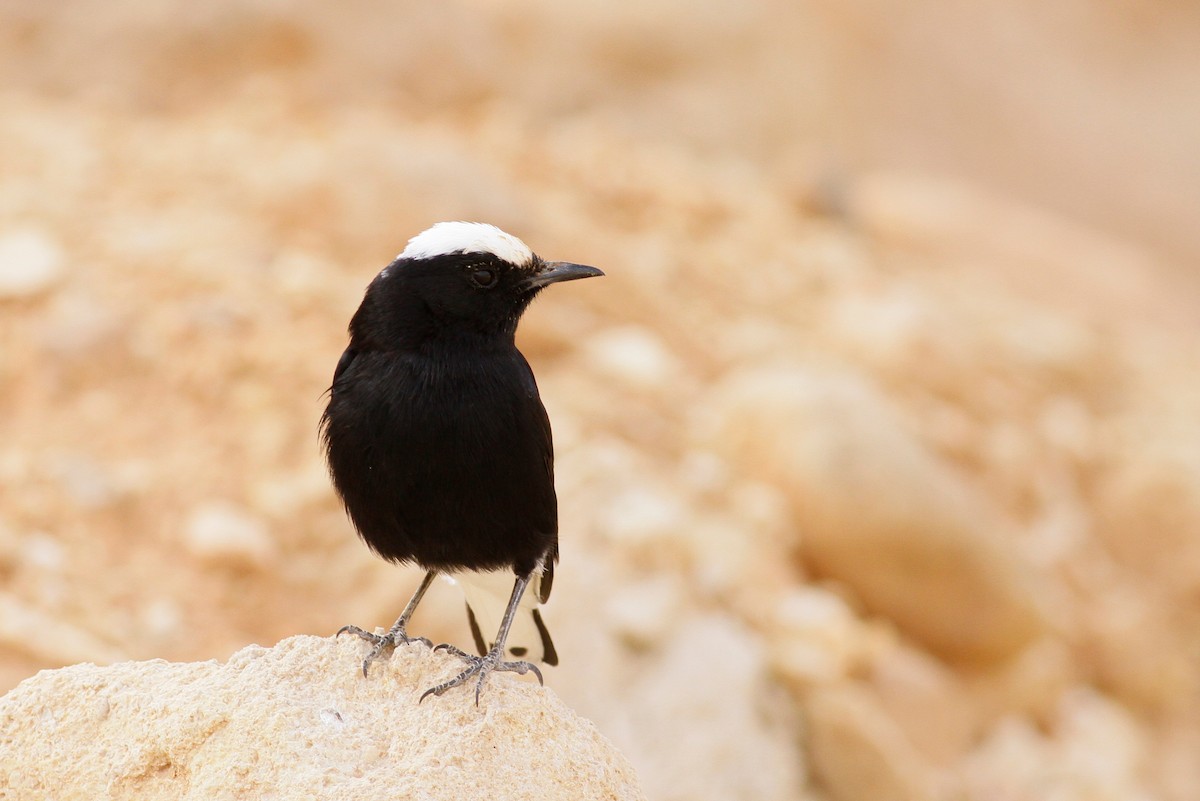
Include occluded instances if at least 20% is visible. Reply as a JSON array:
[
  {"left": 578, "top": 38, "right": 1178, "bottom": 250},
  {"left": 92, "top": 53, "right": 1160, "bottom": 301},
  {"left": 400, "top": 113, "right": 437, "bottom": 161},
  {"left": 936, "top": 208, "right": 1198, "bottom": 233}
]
[{"left": 455, "top": 570, "right": 558, "bottom": 666}]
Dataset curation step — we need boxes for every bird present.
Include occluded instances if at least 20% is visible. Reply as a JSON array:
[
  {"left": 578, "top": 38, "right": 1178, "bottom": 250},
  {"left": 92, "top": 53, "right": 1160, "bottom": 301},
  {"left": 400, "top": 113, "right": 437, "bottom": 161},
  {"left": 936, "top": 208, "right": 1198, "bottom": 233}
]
[{"left": 321, "top": 221, "right": 603, "bottom": 703}]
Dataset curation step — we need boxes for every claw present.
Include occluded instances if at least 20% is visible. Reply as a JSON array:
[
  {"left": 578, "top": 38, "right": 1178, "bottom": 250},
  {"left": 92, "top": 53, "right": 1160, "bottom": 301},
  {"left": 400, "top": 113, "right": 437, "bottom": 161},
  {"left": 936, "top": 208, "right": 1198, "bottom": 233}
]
[
  {"left": 431, "top": 642, "right": 473, "bottom": 660},
  {"left": 420, "top": 646, "right": 543, "bottom": 705},
  {"left": 336, "top": 623, "right": 431, "bottom": 677},
  {"left": 418, "top": 683, "right": 446, "bottom": 704},
  {"left": 338, "top": 571, "right": 439, "bottom": 676}
]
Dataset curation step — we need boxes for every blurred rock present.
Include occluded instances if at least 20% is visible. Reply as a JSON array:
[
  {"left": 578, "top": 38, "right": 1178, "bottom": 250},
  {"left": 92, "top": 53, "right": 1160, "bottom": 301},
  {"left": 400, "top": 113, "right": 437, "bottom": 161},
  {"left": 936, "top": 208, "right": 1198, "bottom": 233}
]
[
  {"left": 1081, "top": 580, "right": 1196, "bottom": 713},
  {"left": 35, "top": 292, "right": 122, "bottom": 355},
  {"left": 249, "top": 462, "right": 333, "bottom": 517},
  {"left": 183, "top": 501, "right": 275, "bottom": 569},
  {"left": 138, "top": 597, "right": 185, "bottom": 642},
  {"left": 598, "top": 483, "right": 690, "bottom": 552},
  {"left": 867, "top": 643, "right": 977, "bottom": 766},
  {"left": 580, "top": 325, "right": 684, "bottom": 390},
  {"left": 603, "top": 574, "right": 685, "bottom": 649},
  {"left": 42, "top": 450, "right": 119, "bottom": 509},
  {"left": 0, "top": 227, "right": 63, "bottom": 299},
  {"left": 805, "top": 683, "right": 940, "bottom": 801},
  {"left": 19, "top": 532, "right": 66, "bottom": 572},
  {"left": 961, "top": 688, "right": 1153, "bottom": 801},
  {"left": 701, "top": 365, "right": 1049, "bottom": 663},
  {"left": 604, "top": 613, "right": 806, "bottom": 801},
  {"left": 965, "top": 637, "right": 1077, "bottom": 724},
  {"left": 0, "top": 635, "right": 646, "bottom": 801},
  {"left": 768, "top": 586, "right": 872, "bottom": 686},
  {"left": 848, "top": 173, "right": 1164, "bottom": 326},
  {"left": 1095, "top": 437, "right": 1200, "bottom": 599},
  {"left": 0, "top": 593, "right": 125, "bottom": 666}
]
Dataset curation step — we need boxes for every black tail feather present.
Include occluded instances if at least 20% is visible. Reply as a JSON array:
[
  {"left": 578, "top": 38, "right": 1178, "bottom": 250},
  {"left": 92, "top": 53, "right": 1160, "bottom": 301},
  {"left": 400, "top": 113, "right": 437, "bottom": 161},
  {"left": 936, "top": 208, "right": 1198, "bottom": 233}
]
[{"left": 532, "top": 608, "right": 558, "bottom": 666}]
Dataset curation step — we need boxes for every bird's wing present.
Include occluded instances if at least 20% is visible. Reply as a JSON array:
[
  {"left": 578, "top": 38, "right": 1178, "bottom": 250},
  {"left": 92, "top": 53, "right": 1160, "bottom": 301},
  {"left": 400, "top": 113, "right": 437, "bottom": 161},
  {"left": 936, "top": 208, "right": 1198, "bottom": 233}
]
[
  {"left": 527, "top": 361, "right": 559, "bottom": 605},
  {"left": 539, "top": 546, "right": 556, "bottom": 603},
  {"left": 332, "top": 347, "right": 357, "bottom": 386}
]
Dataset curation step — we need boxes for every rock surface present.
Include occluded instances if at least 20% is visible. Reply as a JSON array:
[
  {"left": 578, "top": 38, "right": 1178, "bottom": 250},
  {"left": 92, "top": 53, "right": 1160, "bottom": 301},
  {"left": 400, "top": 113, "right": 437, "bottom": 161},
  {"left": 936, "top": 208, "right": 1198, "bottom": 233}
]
[
  {"left": 704, "top": 366, "right": 1049, "bottom": 663},
  {"left": 0, "top": 635, "right": 646, "bottom": 801}
]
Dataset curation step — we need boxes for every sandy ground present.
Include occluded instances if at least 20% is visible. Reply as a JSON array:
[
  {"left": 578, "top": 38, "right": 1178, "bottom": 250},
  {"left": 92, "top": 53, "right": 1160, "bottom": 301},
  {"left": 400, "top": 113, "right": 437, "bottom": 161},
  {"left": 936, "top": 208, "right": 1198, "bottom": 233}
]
[{"left": 2, "top": 2, "right": 1200, "bottom": 800}]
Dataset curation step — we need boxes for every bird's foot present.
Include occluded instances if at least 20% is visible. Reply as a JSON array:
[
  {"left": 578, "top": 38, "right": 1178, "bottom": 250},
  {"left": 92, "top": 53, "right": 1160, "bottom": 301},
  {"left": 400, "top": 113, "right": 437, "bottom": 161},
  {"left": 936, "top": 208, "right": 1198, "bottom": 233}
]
[
  {"left": 421, "top": 642, "right": 543, "bottom": 705},
  {"left": 336, "top": 624, "right": 432, "bottom": 677}
]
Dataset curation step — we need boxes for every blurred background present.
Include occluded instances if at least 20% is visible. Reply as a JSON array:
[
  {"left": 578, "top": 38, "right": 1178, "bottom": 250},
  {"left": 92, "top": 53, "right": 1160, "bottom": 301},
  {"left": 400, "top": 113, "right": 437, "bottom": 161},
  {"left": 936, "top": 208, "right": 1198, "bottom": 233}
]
[{"left": 2, "top": 1, "right": 1199, "bottom": 799}]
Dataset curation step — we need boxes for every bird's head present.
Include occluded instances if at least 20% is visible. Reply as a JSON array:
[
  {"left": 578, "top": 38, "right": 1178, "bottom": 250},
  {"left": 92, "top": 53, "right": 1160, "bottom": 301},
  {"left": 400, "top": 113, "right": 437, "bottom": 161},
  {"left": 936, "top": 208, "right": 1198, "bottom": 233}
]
[{"left": 356, "top": 222, "right": 603, "bottom": 346}]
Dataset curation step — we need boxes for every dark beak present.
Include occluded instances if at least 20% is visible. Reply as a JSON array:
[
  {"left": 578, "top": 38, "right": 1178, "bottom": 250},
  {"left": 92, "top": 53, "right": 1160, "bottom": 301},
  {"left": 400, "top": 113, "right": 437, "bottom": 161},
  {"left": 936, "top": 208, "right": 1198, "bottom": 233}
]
[{"left": 525, "top": 261, "right": 605, "bottom": 289}]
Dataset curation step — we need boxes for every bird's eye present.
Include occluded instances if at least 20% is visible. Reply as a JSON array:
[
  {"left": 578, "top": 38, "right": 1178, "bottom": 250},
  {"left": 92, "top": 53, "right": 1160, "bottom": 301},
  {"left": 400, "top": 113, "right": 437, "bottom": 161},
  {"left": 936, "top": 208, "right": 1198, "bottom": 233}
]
[{"left": 470, "top": 268, "right": 497, "bottom": 289}]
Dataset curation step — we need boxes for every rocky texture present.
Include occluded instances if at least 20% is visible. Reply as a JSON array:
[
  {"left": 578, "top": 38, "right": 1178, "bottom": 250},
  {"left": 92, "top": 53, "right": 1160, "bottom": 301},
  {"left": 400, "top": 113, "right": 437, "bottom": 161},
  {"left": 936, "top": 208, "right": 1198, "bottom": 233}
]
[
  {"left": 2, "top": 3, "right": 1200, "bottom": 800},
  {"left": 703, "top": 366, "right": 1049, "bottom": 663},
  {"left": 0, "top": 635, "right": 646, "bottom": 800}
]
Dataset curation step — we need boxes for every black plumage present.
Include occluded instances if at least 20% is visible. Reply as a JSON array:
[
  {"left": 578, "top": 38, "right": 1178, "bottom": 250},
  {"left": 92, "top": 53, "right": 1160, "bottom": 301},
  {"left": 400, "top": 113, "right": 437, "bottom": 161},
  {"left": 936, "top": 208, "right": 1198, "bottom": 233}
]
[{"left": 321, "top": 222, "right": 601, "bottom": 702}]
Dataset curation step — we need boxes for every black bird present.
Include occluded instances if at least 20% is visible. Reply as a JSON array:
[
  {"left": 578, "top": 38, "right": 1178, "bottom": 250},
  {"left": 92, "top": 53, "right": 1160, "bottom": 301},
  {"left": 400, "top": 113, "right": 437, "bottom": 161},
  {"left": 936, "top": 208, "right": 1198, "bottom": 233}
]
[{"left": 321, "top": 221, "right": 603, "bottom": 703}]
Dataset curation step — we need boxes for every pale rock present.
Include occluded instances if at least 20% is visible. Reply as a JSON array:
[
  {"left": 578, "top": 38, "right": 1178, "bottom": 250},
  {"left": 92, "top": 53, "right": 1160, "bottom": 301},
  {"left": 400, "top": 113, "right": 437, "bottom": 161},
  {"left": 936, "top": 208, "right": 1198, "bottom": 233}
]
[
  {"left": 0, "top": 593, "right": 126, "bottom": 666},
  {"left": 726, "top": 479, "right": 792, "bottom": 535},
  {"left": 0, "top": 635, "right": 646, "bottom": 801},
  {"left": 580, "top": 325, "right": 683, "bottom": 389},
  {"left": 848, "top": 173, "right": 1161, "bottom": 326},
  {"left": 965, "top": 637, "right": 1077, "bottom": 723},
  {"left": 960, "top": 716, "right": 1055, "bottom": 801},
  {"left": 19, "top": 532, "right": 66, "bottom": 571},
  {"left": 769, "top": 586, "right": 866, "bottom": 685},
  {"left": 599, "top": 484, "right": 689, "bottom": 549},
  {"left": 43, "top": 450, "right": 118, "bottom": 508},
  {"left": 677, "top": 449, "right": 731, "bottom": 494},
  {"left": 183, "top": 501, "right": 275, "bottom": 569},
  {"left": 713, "top": 318, "right": 795, "bottom": 364},
  {"left": 593, "top": 613, "right": 806, "bottom": 801},
  {"left": 867, "top": 644, "right": 977, "bottom": 766},
  {"left": 805, "top": 683, "right": 940, "bottom": 801},
  {"left": 36, "top": 292, "right": 121, "bottom": 355},
  {"left": 699, "top": 364, "right": 1048, "bottom": 663},
  {"left": 1056, "top": 687, "right": 1147, "bottom": 784},
  {"left": 250, "top": 462, "right": 335, "bottom": 517},
  {"left": 561, "top": 434, "right": 643, "bottom": 495},
  {"left": 603, "top": 574, "right": 685, "bottom": 649},
  {"left": 1080, "top": 580, "right": 1196, "bottom": 711},
  {"left": 1036, "top": 395, "right": 1095, "bottom": 462},
  {"left": 987, "top": 303, "right": 1098, "bottom": 377},
  {"left": 0, "top": 227, "right": 64, "bottom": 298},
  {"left": 823, "top": 288, "right": 930, "bottom": 368},
  {"left": 267, "top": 248, "right": 335, "bottom": 299},
  {"left": 1095, "top": 438, "right": 1200, "bottom": 599},
  {"left": 138, "top": 598, "right": 185, "bottom": 641},
  {"left": 961, "top": 688, "right": 1155, "bottom": 801},
  {"left": 0, "top": 522, "right": 16, "bottom": 575},
  {"left": 17, "top": 532, "right": 70, "bottom": 609},
  {"left": 1153, "top": 724, "right": 1200, "bottom": 801},
  {"left": 686, "top": 514, "right": 763, "bottom": 596}
]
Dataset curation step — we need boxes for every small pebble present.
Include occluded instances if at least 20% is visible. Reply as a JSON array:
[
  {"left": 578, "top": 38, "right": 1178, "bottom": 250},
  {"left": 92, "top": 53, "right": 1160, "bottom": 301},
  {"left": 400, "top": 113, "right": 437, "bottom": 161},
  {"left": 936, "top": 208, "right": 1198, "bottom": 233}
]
[
  {"left": 0, "top": 227, "right": 64, "bottom": 298},
  {"left": 581, "top": 325, "right": 682, "bottom": 388},
  {"left": 184, "top": 501, "right": 275, "bottom": 568}
]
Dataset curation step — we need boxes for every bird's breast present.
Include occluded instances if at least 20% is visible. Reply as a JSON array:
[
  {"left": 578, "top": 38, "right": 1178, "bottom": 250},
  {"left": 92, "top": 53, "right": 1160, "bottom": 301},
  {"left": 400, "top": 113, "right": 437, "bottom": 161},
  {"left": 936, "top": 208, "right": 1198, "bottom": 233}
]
[
  {"left": 328, "top": 345, "right": 552, "bottom": 494},
  {"left": 323, "top": 344, "right": 557, "bottom": 570}
]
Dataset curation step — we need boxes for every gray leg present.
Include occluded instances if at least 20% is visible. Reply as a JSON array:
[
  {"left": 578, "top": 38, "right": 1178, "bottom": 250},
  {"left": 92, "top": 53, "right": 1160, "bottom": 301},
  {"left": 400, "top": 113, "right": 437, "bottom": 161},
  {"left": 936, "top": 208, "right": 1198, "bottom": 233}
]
[
  {"left": 338, "top": 570, "right": 437, "bottom": 677},
  {"left": 421, "top": 570, "right": 544, "bottom": 705}
]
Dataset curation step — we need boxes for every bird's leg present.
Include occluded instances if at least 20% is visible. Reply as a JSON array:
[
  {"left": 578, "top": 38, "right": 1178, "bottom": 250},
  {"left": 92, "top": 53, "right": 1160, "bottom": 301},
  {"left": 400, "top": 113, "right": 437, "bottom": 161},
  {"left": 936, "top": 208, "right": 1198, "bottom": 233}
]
[
  {"left": 338, "top": 569, "right": 437, "bottom": 677},
  {"left": 421, "top": 570, "right": 544, "bottom": 705}
]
